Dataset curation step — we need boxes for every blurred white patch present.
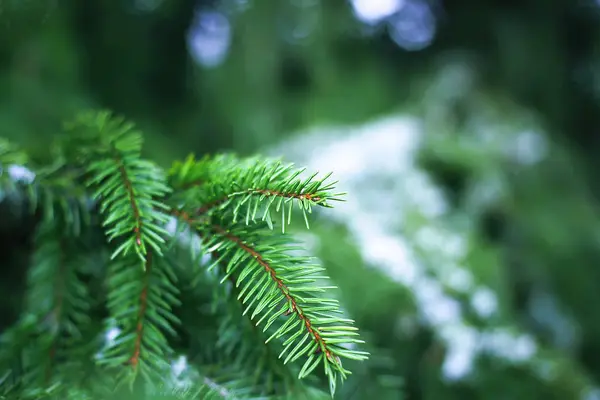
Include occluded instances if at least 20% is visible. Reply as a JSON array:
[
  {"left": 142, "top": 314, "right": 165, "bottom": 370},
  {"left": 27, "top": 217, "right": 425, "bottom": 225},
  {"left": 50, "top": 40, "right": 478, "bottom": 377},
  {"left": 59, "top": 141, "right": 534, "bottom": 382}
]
[
  {"left": 415, "top": 226, "right": 467, "bottom": 259},
  {"left": 7, "top": 165, "right": 35, "bottom": 183},
  {"left": 187, "top": 10, "right": 231, "bottom": 68},
  {"left": 510, "top": 130, "right": 548, "bottom": 165},
  {"left": 351, "top": 0, "right": 405, "bottom": 24},
  {"left": 442, "top": 347, "right": 474, "bottom": 380},
  {"left": 480, "top": 329, "right": 537, "bottom": 362},
  {"left": 583, "top": 387, "right": 600, "bottom": 400},
  {"left": 171, "top": 355, "right": 188, "bottom": 377},
  {"left": 440, "top": 324, "right": 478, "bottom": 380},
  {"left": 362, "top": 231, "right": 418, "bottom": 284},
  {"left": 417, "top": 282, "right": 462, "bottom": 326},
  {"left": 470, "top": 287, "right": 498, "bottom": 318},
  {"left": 404, "top": 171, "right": 448, "bottom": 217},
  {"left": 95, "top": 325, "right": 121, "bottom": 360},
  {"left": 443, "top": 267, "right": 473, "bottom": 293},
  {"left": 105, "top": 326, "right": 120, "bottom": 346},
  {"left": 387, "top": 0, "right": 436, "bottom": 51}
]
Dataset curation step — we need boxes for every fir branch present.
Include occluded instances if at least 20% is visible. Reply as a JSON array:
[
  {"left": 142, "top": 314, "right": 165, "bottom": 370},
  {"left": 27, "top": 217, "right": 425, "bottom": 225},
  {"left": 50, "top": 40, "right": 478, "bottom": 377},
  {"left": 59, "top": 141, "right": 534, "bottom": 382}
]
[
  {"left": 32, "top": 167, "right": 92, "bottom": 236},
  {"left": 170, "top": 183, "right": 367, "bottom": 397},
  {"left": 212, "top": 253, "right": 313, "bottom": 396},
  {"left": 0, "top": 139, "right": 35, "bottom": 206},
  {"left": 59, "top": 110, "right": 182, "bottom": 387},
  {"left": 192, "top": 368, "right": 252, "bottom": 400},
  {"left": 164, "top": 232, "right": 290, "bottom": 398},
  {"left": 0, "top": 141, "right": 91, "bottom": 235},
  {"left": 130, "top": 253, "right": 152, "bottom": 369},
  {"left": 64, "top": 327, "right": 115, "bottom": 399},
  {"left": 99, "top": 251, "right": 181, "bottom": 386},
  {"left": 168, "top": 155, "right": 345, "bottom": 232},
  {"left": 0, "top": 316, "right": 39, "bottom": 397},
  {"left": 63, "top": 110, "right": 172, "bottom": 267},
  {"left": 21, "top": 220, "right": 94, "bottom": 388},
  {"left": 0, "top": 138, "right": 28, "bottom": 166},
  {"left": 167, "top": 220, "right": 327, "bottom": 398},
  {"left": 194, "top": 220, "right": 368, "bottom": 397},
  {"left": 168, "top": 154, "right": 212, "bottom": 190}
]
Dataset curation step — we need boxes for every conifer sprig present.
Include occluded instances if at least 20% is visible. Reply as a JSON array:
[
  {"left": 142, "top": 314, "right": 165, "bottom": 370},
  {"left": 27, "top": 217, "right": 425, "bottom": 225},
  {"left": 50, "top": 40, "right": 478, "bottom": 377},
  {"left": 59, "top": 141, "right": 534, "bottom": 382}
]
[
  {"left": 99, "top": 252, "right": 181, "bottom": 385},
  {"left": 22, "top": 221, "right": 93, "bottom": 387},
  {"left": 169, "top": 155, "right": 345, "bottom": 232},
  {"left": 210, "top": 254, "right": 320, "bottom": 397},
  {"left": 0, "top": 139, "right": 32, "bottom": 200},
  {"left": 0, "top": 139, "right": 91, "bottom": 231},
  {"left": 187, "top": 218, "right": 368, "bottom": 395},
  {"left": 163, "top": 243, "right": 312, "bottom": 399},
  {"left": 0, "top": 138, "right": 28, "bottom": 166},
  {"left": 63, "top": 111, "right": 172, "bottom": 267}
]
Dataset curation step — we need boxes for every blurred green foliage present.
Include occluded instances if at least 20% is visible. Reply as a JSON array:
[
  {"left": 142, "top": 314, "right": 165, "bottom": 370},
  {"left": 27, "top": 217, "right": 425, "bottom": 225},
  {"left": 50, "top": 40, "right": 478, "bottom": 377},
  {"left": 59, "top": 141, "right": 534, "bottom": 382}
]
[{"left": 3, "top": 0, "right": 600, "bottom": 399}]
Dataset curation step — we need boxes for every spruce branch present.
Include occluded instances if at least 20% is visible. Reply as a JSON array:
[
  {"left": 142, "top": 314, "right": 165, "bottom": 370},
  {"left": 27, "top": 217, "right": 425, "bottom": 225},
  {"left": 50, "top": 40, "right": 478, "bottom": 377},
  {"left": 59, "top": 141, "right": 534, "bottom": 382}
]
[
  {"left": 211, "top": 252, "right": 317, "bottom": 397},
  {"left": 0, "top": 138, "right": 30, "bottom": 196},
  {"left": 99, "top": 252, "right": 181, "bottom": 386},
  {"left": 193, "top": 219, "right": 369, "bottom": 396},
  {"left": 1, "top": 139, "right": 91, "bottom": 235},
  {"left": 155, "top": 379, "right": 235, "bottom": 400},
  {"left": 0, "top": 138, "right": 35, "bottom": 207},
  {"left": 170, "top": 211, "right": 351, "bottom": 398},
  {"left": 62, "top": 110, "right": 172, "bottom": 267},
  {"left": 168, "top": 155, "right": 345, "bottom": 232},
  {"left": 0, "top": 138, "right": 28, "bottom": 166},
  {"left": 165, "top": 229, "right": 303, "bottom": 398},
  {"left": 21, "top": 220, "right": 93, "bottom": 388},
  {"left": 0, "top": 317, "right": 39, "bottom": 397}
]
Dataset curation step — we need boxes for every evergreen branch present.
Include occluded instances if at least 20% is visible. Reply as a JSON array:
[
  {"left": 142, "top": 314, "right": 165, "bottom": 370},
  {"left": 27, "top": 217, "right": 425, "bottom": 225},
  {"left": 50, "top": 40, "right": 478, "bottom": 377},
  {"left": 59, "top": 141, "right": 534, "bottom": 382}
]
[
  {"left": 171, "top": 201, "right": 367, "bottom": 397},
  {"left": 0, "top": 140, "right": 91, "bottom": 235},
  {"left": 130, "top": 253, "right": 152, "bottom": 369},
  {"left": 194, "top": 220, "right": 368, "bottom": 397},
  {"left": 21, "top": 220, "right": 94, "bottom": 387},
  {"left": 168, "top": 154, "right": 212, "bottom": 190},
  {"left": 0, "top": 316, "right": 39, "bottom": 397},
  {"left": 165, "top": 228, "right": 297, "bottom": 398},
  {"left": 212, "top": 255, "right": 314, "bottom": 397},
  {"left": 153, "top": 366, "right": 260, "bottom": 400},
  {"left": 32, "top": 167, "right": 92, "bottom": 236},
  {"left": 63, "top": 110, "right": 172, "bottom": 267},
  {"left": 168, "top": 155, "right": 345, "bottom": 232},
  {"left": 0, "top": 139, "right": 34, "bottom": 204},
  {"left": 192, "top": 368, "right": 257, "bottom": 400},
  {"left": 63, "top": 327, "right": 116, "bottom": 399},
  {"left": 200, "top": 376, "right": 234, "bottom": 398},
  {"left": 0, "top": 138, "right": 28, "bottom": 166},
  {"left": 0, "top": 374, "right": 64, "bottom": 400},
  {"left": 99, "top": 252, "right": 181, "bottom": 385},
  {"left": 215, "top": 292, "right": 328, "bottom": 399},
  {"left": 189, "top": 360, "right": 308, "bottom": 400},
  {"left": 167, "top": 218, "right": 328, "bottom": 398},
  {"left": 0, "top": 111, "right": 367, "bottom": 399}
]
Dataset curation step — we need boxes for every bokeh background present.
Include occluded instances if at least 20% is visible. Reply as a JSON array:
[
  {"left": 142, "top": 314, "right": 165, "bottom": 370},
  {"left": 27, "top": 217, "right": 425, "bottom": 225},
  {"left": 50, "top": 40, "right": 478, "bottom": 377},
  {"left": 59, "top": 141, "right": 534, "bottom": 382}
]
[{"left": 2, "top": 0, "right": 600, "bottom": 399}]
